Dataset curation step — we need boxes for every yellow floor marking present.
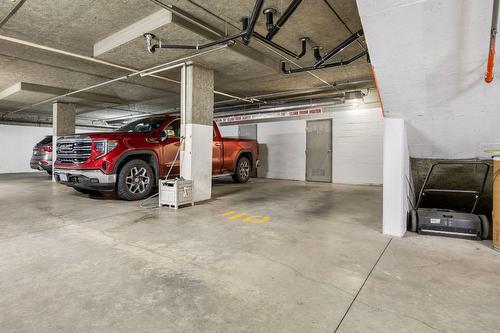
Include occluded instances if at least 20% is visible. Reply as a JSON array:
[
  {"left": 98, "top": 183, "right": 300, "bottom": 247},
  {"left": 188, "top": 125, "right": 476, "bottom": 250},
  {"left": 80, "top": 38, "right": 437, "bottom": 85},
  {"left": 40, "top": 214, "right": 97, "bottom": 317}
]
[
  {"left": 222, "top": 211, "right": 236, "bottom": 216},
  {"left": 242, "top": 216, "right": 270, "bottom": 224},
  {"left": 227, "top": 213, "right": 248, "bottom": 220}
]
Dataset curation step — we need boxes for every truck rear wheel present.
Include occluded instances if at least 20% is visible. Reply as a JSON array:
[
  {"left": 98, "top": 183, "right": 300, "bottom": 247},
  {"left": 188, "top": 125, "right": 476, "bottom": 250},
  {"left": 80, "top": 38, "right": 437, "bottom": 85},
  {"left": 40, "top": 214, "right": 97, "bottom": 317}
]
[
  {"left": 232, "top": 156, "right": 251, "bottom": 183},
  {"left": 117, "top": 159, "right": 154, "bottom": 201}
]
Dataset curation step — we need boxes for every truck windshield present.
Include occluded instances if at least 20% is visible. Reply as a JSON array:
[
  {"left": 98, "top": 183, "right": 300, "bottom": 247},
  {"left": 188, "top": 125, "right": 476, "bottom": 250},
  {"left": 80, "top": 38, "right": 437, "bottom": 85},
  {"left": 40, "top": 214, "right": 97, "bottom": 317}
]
[{"left": 116, "top": 117, "right": 165, "bottom": 133}]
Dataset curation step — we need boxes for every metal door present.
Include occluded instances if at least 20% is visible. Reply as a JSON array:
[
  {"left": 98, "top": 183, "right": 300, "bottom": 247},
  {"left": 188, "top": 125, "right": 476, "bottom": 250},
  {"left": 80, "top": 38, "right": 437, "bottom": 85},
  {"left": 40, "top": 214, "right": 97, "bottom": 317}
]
[
  {"left": 306, "top": 119, "right": 332, "bottom": 182},
  {"left": 238, "top": 124, "right": 258, "bottom": 177}
]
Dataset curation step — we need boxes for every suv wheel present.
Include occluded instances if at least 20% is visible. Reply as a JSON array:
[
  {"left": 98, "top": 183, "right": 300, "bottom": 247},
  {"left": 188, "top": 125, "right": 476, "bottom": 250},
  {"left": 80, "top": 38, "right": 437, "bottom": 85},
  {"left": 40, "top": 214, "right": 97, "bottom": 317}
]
[
  {"left": 117, "top": 159, "right": 154, "bottom": 201},
  {"left": 232, "top": 157, "right": 251, "bottom": 183}
]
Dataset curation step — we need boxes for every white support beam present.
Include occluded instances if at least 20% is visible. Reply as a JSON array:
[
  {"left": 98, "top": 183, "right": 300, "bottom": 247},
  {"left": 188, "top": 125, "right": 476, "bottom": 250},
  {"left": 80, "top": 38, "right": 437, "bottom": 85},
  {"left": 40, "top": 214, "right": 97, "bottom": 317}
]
[
  {"left": 383, "top": 118, "right": 412, "bottom": 237},
  {"left": 94, "top": 9, "right": 172, "bottom": 57}
]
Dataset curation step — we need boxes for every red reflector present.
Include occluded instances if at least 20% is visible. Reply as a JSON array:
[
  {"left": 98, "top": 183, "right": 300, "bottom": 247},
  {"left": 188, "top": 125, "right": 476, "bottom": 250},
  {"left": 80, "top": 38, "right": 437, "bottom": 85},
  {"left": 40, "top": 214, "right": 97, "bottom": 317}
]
[
  {"left": 40, "top": 146, "right": 53, "bottom": 152},
  {"left": 40, "top": 160, "right": 49, "bottom": 165}
]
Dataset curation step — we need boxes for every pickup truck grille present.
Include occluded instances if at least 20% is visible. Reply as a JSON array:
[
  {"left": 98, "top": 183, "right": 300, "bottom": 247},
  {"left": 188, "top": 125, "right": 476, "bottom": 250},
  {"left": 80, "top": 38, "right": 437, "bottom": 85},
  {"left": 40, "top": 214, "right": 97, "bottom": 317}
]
[{"left": 56, "top": 136, "right": 92, "bottom": 164}]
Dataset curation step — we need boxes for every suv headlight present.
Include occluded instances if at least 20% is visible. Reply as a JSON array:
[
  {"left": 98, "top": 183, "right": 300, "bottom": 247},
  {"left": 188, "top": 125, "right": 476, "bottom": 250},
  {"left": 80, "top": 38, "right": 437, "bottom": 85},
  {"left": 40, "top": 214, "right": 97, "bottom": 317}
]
[{"left": 94, "top": 140, "right": 118, "bottom": 159}]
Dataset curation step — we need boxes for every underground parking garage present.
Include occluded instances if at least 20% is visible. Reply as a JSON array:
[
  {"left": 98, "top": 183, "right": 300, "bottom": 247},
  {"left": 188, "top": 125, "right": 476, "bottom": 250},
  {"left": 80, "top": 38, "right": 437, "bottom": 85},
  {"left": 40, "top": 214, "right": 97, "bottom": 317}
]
[{"left": 1, "top": 0, "right": 500, "bottom": 332}]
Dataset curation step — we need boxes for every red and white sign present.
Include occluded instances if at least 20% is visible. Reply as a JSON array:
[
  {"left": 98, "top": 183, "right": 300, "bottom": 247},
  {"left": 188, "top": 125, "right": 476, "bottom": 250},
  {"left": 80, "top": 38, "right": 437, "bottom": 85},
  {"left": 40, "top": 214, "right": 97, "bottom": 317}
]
[{"left": 215, "top": 108, "right": 322, "bottom": 124}]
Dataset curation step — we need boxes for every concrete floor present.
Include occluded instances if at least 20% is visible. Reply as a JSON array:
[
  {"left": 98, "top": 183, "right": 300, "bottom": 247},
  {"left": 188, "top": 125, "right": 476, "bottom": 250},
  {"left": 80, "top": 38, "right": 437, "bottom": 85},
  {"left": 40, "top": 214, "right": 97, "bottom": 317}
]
[{"left": 0, "top": 173, "right": 499, "bottom": 333}]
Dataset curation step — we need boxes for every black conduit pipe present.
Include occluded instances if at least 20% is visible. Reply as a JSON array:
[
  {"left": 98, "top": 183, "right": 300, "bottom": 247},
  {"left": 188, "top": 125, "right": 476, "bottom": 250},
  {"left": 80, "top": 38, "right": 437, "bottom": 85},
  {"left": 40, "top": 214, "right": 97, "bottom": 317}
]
[
  {"left": 266, "top": 0, "right": 304, "bottom": 40},
  {"left": 145, "top": 0, "right": 263, "bottom": 52},
  {"left": 282, "top": 50, "right": 368, "bottom": 74},
  {"left": 155, "top": 31, "right": 246, "bottom": 51},
  {"left": 263, "top": 8, "right": 276, "bottom": 32},
  {"left": 244, "top": 0, "right": 264, "bottom": 43},
  {"left": 313, "top": 46, "right": 322, "bottom": 61},
  {"left": 314, "top": 29, "right": 364, "bottom": 66},
  {"left": 253, "top": 33, "right": 308, "bottom": 59}
]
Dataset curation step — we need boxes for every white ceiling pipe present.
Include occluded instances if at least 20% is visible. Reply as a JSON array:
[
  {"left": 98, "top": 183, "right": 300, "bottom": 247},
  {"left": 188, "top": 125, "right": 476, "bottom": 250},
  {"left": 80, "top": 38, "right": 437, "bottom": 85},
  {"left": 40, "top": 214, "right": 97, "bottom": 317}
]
[
  {"left": 0, "top": 34, "right": 254, "bottom": 104},
  {"left": 3, "top": 44, "right": 230, "bottom": 117}
]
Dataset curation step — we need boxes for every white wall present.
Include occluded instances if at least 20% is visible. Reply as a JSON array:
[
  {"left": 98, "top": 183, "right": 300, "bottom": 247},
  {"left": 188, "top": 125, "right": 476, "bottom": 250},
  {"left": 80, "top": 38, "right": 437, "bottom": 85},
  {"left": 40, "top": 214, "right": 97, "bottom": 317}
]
[
  {"left": 357, "top": 0, "right": 500, "bottom": 159},
  {"left": 332, "top": 108, "right": 384, "bottom": 184},
  {"left": 218, "top": 125, "right": 238, "bottom": 138},
  {"left": 0, "top": 125, "right": 52, "bottom": 173},
  {"left": 383, "top": 118, "right": 413, "bottom": 237},
  {"left": 257, "top": 119, "right": 307, "bottom": 181},
  {"left": 219, "top": 103, "right": 384, "bottom": 184},
  {"left": 0, "top": 124, "right": 107, "bottom": 174}
]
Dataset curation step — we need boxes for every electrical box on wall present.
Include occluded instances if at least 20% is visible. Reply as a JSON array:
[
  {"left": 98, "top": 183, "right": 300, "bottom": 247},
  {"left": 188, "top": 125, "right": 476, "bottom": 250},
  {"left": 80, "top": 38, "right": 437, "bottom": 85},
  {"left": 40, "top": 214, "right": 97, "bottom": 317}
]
[{"left": 159, "top": 179, "right": 194, "bottom": 209}]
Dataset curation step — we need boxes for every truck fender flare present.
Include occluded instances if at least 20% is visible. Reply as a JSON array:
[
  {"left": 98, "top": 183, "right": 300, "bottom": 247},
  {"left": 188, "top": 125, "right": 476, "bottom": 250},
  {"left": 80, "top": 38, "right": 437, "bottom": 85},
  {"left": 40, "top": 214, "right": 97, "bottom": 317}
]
[
  {"left": 235, "top": 150, "right": 254, "bottom": 166},
  {"left": 113, "top": 150, "right": 160, "bottom": 178}
]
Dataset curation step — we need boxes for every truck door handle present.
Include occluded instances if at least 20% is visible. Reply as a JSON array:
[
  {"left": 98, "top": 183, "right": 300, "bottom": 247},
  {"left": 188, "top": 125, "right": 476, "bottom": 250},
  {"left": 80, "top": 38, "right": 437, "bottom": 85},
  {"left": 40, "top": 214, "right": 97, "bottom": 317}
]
[{"left": 215, "top": 143, "right": 221, "bottom": 147}]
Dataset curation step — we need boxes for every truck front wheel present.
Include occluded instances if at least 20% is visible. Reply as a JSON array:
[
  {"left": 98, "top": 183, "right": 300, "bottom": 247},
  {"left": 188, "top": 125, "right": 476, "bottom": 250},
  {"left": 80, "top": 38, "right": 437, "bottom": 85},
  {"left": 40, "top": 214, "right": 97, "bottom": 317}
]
[
  {"left": 117, "top": 159, "right": 154, "bottom": 201},
  {"left": 232, "top": 156, "right": 251, "bottom": 183}
]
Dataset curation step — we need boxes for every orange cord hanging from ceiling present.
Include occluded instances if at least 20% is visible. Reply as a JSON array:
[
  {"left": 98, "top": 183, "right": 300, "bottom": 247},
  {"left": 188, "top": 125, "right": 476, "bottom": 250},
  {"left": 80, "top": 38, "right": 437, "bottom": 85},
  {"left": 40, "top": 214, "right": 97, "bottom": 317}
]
[{"left": 485, "top": 0, "right": 499, "bottom": 83}]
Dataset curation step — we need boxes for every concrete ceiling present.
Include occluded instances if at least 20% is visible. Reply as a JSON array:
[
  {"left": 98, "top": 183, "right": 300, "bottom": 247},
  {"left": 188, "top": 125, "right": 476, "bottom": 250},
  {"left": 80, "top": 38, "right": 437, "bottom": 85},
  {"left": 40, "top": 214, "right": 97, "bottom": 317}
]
[{"left": 0, "top": 0, "right": 373, "bottom": 125}]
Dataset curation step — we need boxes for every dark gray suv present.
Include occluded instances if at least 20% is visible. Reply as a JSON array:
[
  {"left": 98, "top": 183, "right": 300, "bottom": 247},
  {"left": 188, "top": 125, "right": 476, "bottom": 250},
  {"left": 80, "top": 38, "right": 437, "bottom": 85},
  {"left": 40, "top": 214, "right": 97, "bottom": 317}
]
[{"left": 30, "top": 136, "right": 53, "bottom": 175}]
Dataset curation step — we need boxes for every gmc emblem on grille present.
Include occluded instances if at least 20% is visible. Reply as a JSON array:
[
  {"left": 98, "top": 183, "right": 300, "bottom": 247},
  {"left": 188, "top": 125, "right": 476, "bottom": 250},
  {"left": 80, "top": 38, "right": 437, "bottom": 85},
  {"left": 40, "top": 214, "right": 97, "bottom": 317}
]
[{"left": 59, "top": 144, "right": 73, "bottom": 151}]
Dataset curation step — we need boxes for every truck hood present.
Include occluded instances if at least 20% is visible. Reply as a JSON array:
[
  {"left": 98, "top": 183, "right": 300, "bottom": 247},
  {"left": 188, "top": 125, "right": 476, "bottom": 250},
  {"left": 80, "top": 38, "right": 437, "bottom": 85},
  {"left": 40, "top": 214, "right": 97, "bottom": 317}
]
[{"left": 61, "top": 131, "right": 159, "bottom": 140}]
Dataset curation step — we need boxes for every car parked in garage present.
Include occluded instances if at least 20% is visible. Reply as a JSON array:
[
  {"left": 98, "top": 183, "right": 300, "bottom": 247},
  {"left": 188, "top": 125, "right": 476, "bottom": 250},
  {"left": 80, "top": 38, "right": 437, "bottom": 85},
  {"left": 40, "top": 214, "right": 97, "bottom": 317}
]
[
  {"left": 30, "top": 136, "right": 53, "bottom": 175},
  {"left": 53, "top": 115, "right": 259, "bottom": 200}
]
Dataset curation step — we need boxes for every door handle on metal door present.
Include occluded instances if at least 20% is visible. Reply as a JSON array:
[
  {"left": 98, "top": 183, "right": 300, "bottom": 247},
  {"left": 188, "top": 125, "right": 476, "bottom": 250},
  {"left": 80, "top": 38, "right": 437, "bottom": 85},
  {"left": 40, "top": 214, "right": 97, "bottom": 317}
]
[{"left": 215, "top": 143, "right": 221, "bottom": 146}]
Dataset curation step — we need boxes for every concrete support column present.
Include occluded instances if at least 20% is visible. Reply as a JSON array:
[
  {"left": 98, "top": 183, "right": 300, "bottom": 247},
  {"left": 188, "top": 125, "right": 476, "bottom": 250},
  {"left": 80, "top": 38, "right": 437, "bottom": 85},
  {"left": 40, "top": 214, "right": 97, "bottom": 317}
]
[
  {"left": 180, "top": 63, "right": 214, "bottom": 202},
  {"left": 493, "top": 157, "right": 500, "bottom": 252},
  {"left": 52, "top": 102, "right": 76, "bottom": 181}
]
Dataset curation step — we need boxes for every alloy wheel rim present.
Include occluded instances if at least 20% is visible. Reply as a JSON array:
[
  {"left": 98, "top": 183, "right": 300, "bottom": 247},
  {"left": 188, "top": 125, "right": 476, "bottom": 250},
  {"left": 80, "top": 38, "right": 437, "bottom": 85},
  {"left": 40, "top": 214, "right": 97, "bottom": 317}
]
[
  {"left": 125, "top": 167, "right": 150, "bottom": 194},
  {"left": 239, "top": 160, "right": 250, "bottom": 179}
]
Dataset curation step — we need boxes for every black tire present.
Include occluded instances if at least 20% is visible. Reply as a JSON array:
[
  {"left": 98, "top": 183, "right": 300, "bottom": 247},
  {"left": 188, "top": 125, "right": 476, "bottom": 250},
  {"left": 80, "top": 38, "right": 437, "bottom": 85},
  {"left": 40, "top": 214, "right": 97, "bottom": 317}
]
[
  {"left": 232, "top": 157, "right": 251, "bottom": 183},
  {"left": 408, "top": 209, "right": 418, "bottom": 233},
  {"left": 117, "top": 159, "right": 154, "bottom": 201},
  {"left": 479, "top": 215, "right": 490, "bottom": 240},
  {"left": 74, "top": 187, "right": 100, "bottom": 195}
]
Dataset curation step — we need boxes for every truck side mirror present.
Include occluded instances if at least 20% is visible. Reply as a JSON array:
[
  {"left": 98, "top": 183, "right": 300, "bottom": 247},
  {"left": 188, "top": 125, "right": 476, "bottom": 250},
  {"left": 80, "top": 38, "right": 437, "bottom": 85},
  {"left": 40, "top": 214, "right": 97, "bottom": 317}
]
[{"left": 161, "top": 129, "right": 176, "bottom": 141}]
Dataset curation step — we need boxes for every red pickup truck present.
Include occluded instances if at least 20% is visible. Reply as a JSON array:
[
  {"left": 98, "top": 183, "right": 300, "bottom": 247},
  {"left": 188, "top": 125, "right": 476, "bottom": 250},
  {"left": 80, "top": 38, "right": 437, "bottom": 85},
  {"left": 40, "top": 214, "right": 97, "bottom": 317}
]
[{"left": 54, "top": 115, "right": 258, "bottom": 200}]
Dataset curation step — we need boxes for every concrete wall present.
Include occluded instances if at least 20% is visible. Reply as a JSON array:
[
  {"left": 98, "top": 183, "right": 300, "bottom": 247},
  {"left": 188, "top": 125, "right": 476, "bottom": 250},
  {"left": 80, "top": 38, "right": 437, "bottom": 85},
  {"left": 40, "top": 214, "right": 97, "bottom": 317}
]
[
  {"left": 357, "top": 0, "right": 500, "bottom": 159},
  {"left": 0, "top": 124, "right": 109, "bottom": 174},
  {"left": 219, "top": 102, "right": 384, "bottom": 184}
]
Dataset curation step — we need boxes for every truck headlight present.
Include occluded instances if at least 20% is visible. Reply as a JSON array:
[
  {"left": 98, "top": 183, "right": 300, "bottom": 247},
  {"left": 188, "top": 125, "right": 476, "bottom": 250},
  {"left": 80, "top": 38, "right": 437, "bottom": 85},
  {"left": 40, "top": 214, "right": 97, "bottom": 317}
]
[{"left": 94, "top": 140, "right": 118, "bottom": 159}]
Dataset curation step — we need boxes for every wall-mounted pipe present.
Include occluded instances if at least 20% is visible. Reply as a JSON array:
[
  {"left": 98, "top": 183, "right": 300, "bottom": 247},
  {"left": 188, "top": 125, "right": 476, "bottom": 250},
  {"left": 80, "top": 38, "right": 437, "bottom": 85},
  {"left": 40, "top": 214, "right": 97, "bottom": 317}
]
[
  {"left": 214, "top": 78, "right": 374, "bottom": 106},
  {"left": 485, "top": 0, "right": 499, "bottom": 83},
  {"left": 265, "top": 0, "right": 304, "bottom": 40},
  {"left": 282, "top": 50, "right": 368, "bottom": 74}
]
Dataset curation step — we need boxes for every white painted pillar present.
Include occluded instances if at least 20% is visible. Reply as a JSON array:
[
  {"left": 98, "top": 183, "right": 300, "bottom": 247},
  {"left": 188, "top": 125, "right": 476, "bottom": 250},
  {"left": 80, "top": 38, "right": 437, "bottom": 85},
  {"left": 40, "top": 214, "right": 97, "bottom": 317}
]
[
  {"left": 383, "top": 118, "right": 412, "bottom": 237},
  {"left": 52, "top": 102, "right": 76, "bottom": 181},
  {"left": 180, "top": 63, "right": 214, "bottom": 202}
]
